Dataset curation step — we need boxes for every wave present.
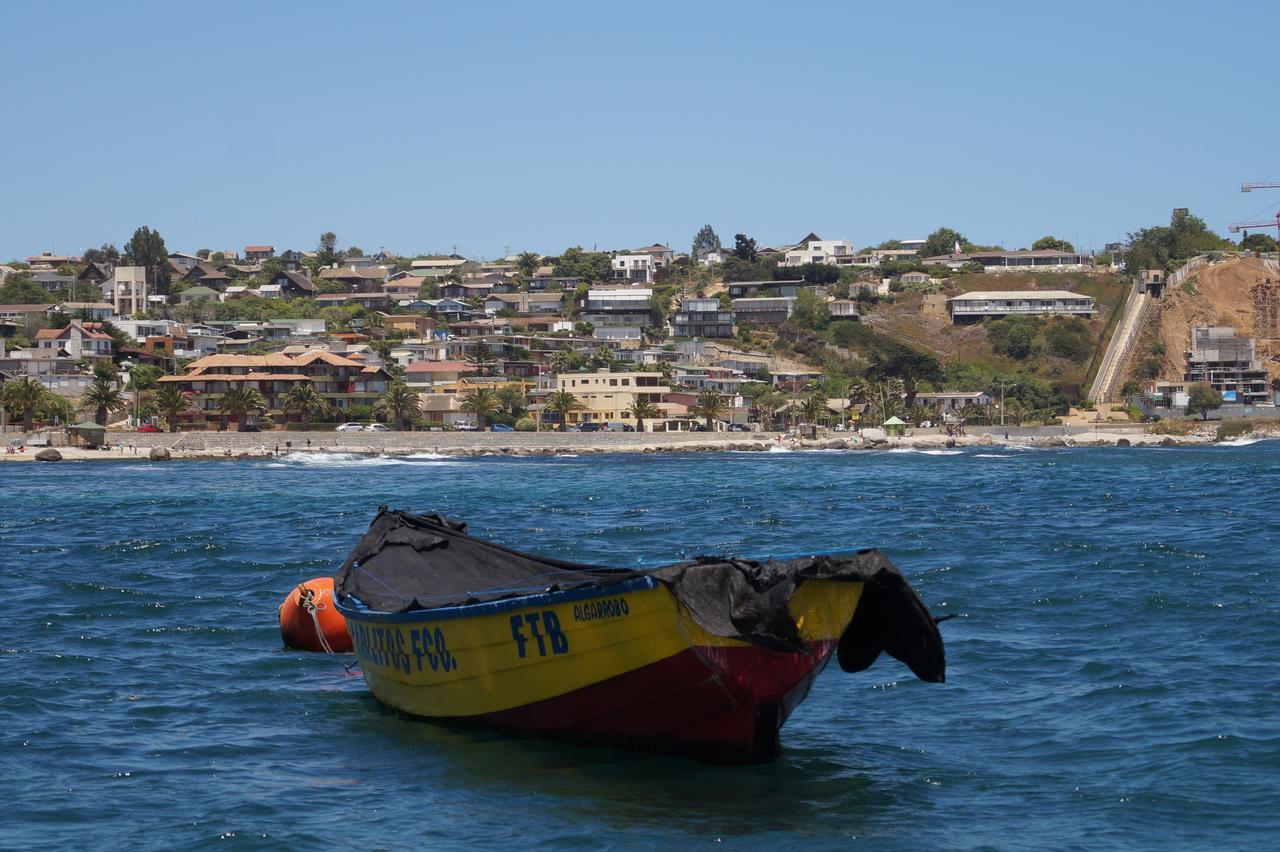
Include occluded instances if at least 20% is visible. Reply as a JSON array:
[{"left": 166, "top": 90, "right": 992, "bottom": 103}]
[
  {"left": 974, "top": 453, "right": 1015, "bottom": 459},
  {"left": 1217, "top": 437, "right": 1265, "bottom": 447},
  {"left": 277, "top": 452, "right": 401, "bottom": 466},
  {"left": 766, "top": 445, "right": 792, "bottom": 453},
  {"left": 887, "top": 448, "right": 964, "bottom": 456},
  {"left": 402, "top": 452, "right": 456, "bottom": 460}
]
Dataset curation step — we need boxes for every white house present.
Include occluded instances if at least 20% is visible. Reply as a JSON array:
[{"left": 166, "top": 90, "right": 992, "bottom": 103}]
[
  {"left": 783, "top": 239, "right": 858, "bottom": 267},
  {"left": 612, "top": 254, "right": 659, "bottom": 284},
  {"left": 103, "top": 266, "right": 148, "bottom": 317}
]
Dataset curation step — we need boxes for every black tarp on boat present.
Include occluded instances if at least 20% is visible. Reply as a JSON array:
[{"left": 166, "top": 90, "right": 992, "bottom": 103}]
[{"left": 334, "top": 507, "right": 945, "bottom": 683}]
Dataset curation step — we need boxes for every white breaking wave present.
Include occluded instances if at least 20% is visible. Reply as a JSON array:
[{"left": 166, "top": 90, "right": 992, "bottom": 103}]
[
  {"left": 279, "top": 452, "right": 401, "bottom": 466},
  {"left": 1217, "top": 437, "right": 1264, "bottom": 447},
  {"left": 402, "top": 452, "right": 457, "bottom": 460},
  {"left": 887, "top": 448, "right": 964, "bottom": 456},
  {"left": 766, "top": 445, "right": 793, "bottom": 453}
]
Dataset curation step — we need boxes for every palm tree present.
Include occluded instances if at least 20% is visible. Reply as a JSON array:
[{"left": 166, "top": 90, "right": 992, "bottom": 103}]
[
  {"left": 687, "top": 388, "right": 727, "bottom": 431},
  {"left": 153, "top": 384, "right": 192, "bottom": 433},
  {"left": 545, "top": 389, "right": 584, "bottom": 431},
  {"left": 2, "top": 377, "right": 49, "bottom": 432},
  {"left": 36, "top": 392, "right": 75, "bottom": 427},
  {"left": 282, "top": 383, "right": 333, "bottom": 431},
  {"left": 627, "top": 396, "right": 659, "bottom": 433},
  {"left": 550, "top": 347, "right": 574, "bottom": 375},
  {"left": 80, "top": 373, "right": 126, "bottom": 426},
  {"left": 800, "top": 391, "right": 829, "bottom": 426},
  {"left": 515, "top": 251, "right": 541, "bottom": 280},
  {"left": 752, "top": 391, "right": 786, "bottom": 431},
  {"left": 496, "top": 385, "right": 526, "bottom": 418},
  {"left": 459, "top": 387, "right": 500, "bottom": 429},
  {"left": 218, "top": 385, "right": 268, "bottom": 432},
  {"left": 588, "top": 345, "right": 615, "bottom": 371},
  {"left": 374, "top": 381, "right": 421, "bottom": 430}
]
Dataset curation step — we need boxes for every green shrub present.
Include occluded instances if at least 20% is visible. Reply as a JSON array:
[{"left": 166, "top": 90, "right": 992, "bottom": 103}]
[
  {"left": 515, "top": 418, "right": 538, "bottom": 432},
  {"left": 1216, "top": 420, "right": 1252, "bottom": 441}
]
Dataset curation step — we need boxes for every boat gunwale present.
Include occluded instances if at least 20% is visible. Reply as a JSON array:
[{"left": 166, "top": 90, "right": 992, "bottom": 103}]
[{"left": 335, "top": 574, "right": 660, "bottom": 623}]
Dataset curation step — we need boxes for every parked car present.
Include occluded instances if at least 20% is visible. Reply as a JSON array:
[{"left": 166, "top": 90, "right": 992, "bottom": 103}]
[
  {"left": 604, "top": 422, "right": 633, "bottom": 432},
  {"left": 241, "top": 424, "right": 262, "bottom": 433},
  {"left": 688, "top": 423, "right": 708, "bottom": 432},
  {"left": 136, "top": 423, "right": 163, "bottom": 433},
  {"left": 574, "top": 422, "right": 602, "bottom": 432},
  {"left": 490, "top": 423, "right": 514, "bottom": 432},
  {"left": 364, "top": 423, "right": 390, "bottom": 432},
  {"left": 453, "top": 423, "right": 480, "bottom": 431},
  {"left": 336, "top": 422, "right": 365, "bottom": 432},
  {"left": 727, "top": 423, "right": 749, "bottom": 432}
]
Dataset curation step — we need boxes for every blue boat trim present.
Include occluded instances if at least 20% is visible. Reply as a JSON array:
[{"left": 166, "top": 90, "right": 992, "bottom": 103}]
[{"left": 337, "top": 575, "right": 659, "bottom": 623}]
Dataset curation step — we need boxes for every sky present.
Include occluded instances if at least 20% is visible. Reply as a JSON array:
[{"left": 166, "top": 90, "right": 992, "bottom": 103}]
[{"left": 2, "top": 0, "right": 1277, "bottom": 262}]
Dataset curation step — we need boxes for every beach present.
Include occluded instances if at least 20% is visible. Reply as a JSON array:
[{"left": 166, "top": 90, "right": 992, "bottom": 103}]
[{"left": 0, "top": 422, "right": 1242, "bottom": 463}]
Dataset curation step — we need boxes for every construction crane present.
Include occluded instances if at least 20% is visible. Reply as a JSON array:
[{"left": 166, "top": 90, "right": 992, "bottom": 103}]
[
  {"left": 1241, "top": 182, "right": 1280, "bottom": 192},
  {"left": 1227, "top": 211, "right": 1280, "bottom": 235}
]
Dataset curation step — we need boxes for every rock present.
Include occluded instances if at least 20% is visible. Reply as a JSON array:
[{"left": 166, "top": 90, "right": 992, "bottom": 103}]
[
  {"left": 945, "top": 439, "right": 956, "bottom": 448},
  {"left": 1116, "top": 438, "right": 1131, "bottom": 447},
  {"left": 825, "top": 439, "right": 847, "bottom": 450},
  {"left": 34, "top": 448, "right": 62, "bottom": 462},
  {"left": 1161, "top": 436, "right": 1176, "bottom": 446},
  {"left": 978, "top": 434, "right": 995, "bottom": 445},
  {"left": 861, "top": 427, "right": 887, "bottom": 442},
  {"left": 149, "top": 446, "right": 171, "bottom": 461}
]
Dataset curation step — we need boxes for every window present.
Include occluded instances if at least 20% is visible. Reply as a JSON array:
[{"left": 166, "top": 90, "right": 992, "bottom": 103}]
[
  {"left": 622, "top": 378, "right": 630, "bottom": 385},
  {"left": 610, "top": 378, "right": 617, "bottom": 386}
]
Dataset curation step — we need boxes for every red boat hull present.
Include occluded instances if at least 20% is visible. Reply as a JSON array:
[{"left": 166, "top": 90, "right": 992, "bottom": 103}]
[{"left": 451, "top": 640, "right": 837, "bottom": 763}]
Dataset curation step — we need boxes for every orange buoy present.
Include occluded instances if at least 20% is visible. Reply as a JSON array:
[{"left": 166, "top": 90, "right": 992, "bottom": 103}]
[{"left": 279, "top": 577, "right": 352, "bottom": 653}]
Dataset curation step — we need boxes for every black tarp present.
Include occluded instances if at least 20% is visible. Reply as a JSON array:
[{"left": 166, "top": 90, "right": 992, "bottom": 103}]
[{"left": 334, "top": 507, "right": 944, "bottom": 682}]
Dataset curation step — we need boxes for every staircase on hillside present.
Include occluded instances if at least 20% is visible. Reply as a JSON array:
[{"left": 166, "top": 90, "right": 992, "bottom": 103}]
[{"left": 1088, "top": 284, "right": 1149, "bottom": 404}]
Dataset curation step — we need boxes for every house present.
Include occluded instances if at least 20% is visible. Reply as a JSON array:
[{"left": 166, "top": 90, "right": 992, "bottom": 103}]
[
  {"left": 179, "top": 286, "right": 221, "bottom": 304},
  {"left": 549, "top": 370, "right": 671, "bottom": 430},
  {"left": 405, "top": 360, "right": 473, "bottom": 390},
  {"left": 271, "top": 270, "right": 317, "bottom": 298},
  {"left": 947, "top": 290, "right": 1096, "bottom": 322},
  {"left": 158, "top": 350, "right": 392, "bottom": 426},
  {"left": 102, "top": 266, "right": 148, "bottom": 317},
  {"left": 922, "top": 249, "right": 1094, "bottom": 273},
  {"left": 484, "top": 292, "right": 564, "bottom": 315},
  {"left": 410, "top": 257, "right": 468, "bottom": 277},
  {"left": 580, "top": 287, "right": 652, "bottom": 342},
  {"left": 168, "top": 252, "right": 202, "bottom": 272},
  {"left": 828, "top": 300, "right": 860, "bottom": 319},
  {"left": 672, "top": 297, "right": 733, "bottom": 338},
  {"left": 25, "top": 252, "right": 77, "bottom": 269},
  {"left": 731, "top": 296, "right": 794, "bottom": 325},
  {"left": 724, "top": 279, "right": 806, "bottom": 299},
  {"left": 526, "top": 274, "right": 584, "bottom": 292},
  {"left": 384, "top": 276, "right": 427, "bottom": 300},
  {"left": 35, "top": 321, "right": 114, "bottom": 359},
  {"left": 440, "top": 280, "right": 497, "bottom": 300},
  {"left": 899, "top": 271, "right": 932, "bottom": 285},
  {"left": 318, "top": 267, "right": 389, "bottom": 291},
  {"left": 611, "top": 253, "right": 661, "bottom": 284},
  {"left": 244, "top": 245, "right": 275, "bottom": 261},
  {"left": 914, "top": 391, "right": 994, "bottom": 413},
  {"left": 374, "top": 313, "right": 434, "bottom": 337},
  {"left": 314, "top": 292, "right": 393, "bottom": 310},
  {"left": 418, "top": 392, "right": 470, "bottom": 426},
  {"left": 29, "top": 271, "right": 77, "bottom": 293},
  {"left": 52, "top": 301, "right": 115, "bottom": 320},
  {"left": 782, "top": 237, "right": 858, "bottom": 267}
]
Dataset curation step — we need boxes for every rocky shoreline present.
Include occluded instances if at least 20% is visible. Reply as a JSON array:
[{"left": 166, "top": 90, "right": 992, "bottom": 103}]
[{"left": 4, "top": 424, "right": 1268, "bottom": 463}]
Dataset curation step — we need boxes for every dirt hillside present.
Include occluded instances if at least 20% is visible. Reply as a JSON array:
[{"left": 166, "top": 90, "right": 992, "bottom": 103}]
[{"left": 1128, "top": 257, "right": 1280, "bottom": 386}]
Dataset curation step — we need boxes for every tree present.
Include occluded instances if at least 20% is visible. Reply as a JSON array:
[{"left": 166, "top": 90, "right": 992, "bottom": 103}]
[
  {"left": 627, "top": 396, "right": 659, "bottom": 432},
  {"left": 467, "top": 341, "right": 497, "bottom": 376},
  {"left": 688, "top": 388, "right": 727, "bottom": 431},
  {"left": 80, "top": 364, "right": 126, "bottom": 426},
  {"left": 153, "top": 384, "right": 192, "bottom": 433},
  {"left": 344, "top": 246, "right": 365, "bottom": 258},
  {"left": 124, "top": 364, "right": 163, "bottom": 425},
  {"left": 83, "top": 243, "right": 121, "bottom": 265},
  {"left": 545, "top": 389, "right": 584, "bottom": 431},
  {"left": 732, "top": 233, "right": 758, "bottom": 262},
  {"left": 692, "top": 225, "right": 721, "bottom": 260},
  {"left": 1125, "top": 209, "right": 1231, "bottom": 273},
  {"left": 1044, "top": 318, "right": 1092, "bottom": 362},
  {"left": 866, "top": 348, "right": 941, "bottom": 407},
  {"left": 123, "top": 226, "right": 171, "bottom": 295},
  {"left": 588, "top": 345, "right": 615, "bottom": 371},
  {"left": 919, "top": 227, "right": 968, "bottom": 259},
  {"left": 0, "top": 275, "right": 50, "bottom": 305},
  {"left": 1185, "top": 382, "right": 1222, "bottom": 420},
  {"left": 800, "top": 391, "right": 829, "bottom": 425},
  {"left": 218, "top": 386, "right": 268, "bottom": 431},
  {"left": 790, "top": 262, "right": 840, "bottom": 286},
  {"left": 458, "top": 387, "right": 500, "bottom": 429},
  {"left": 751, "top": 390, "right": 786, "bottom": 430},
  {"left": 282, "top": 383, "right": 333, "bottom": 431},
  {"left": 788, "top": 289, "right": 831, "bottom": 330},
  {"left": 1240, "top": 233, "right": 1278, "bottom": 253},
  {"left": 317, "top": 232, "right": 341, "bottom": 268},
  {"left": 1, "top": 377, "right": 49, "bottom": 432},
  {"left": 987, "top": 316, "right": 1041, "bottom": 360},
  {"left": 196, "top": 248, "right": 211, "bottom": 260},
  {"left": 515, "top": 251, "right": 541, "bottom": 279},
  {"left": 1032, "top": 236, "right": 1075, "bottom": 253},
  {"left": 374, "top": 381, "right": 421, "bottom": 430},
  {"left": 496, "top": 385, "right": 527, "bottom": 418}
]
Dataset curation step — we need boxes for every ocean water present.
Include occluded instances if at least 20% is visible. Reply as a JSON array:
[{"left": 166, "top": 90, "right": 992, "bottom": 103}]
[{"left": 3, "top": 443, "right": 1279, "bottom": 849}]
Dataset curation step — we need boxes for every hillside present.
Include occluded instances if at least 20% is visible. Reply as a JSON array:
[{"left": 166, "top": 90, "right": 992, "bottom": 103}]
[
  {"left": 859, "top": 270, "right": 1128, "bottom": 393},
  {"left": 1124, "top": 257, "right": 1280, "bottom": 388}
]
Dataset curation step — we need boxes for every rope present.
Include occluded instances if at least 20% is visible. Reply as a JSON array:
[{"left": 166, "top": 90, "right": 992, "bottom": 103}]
[{"left": 298, "top": 584, "right": 336, "bottom": 654}]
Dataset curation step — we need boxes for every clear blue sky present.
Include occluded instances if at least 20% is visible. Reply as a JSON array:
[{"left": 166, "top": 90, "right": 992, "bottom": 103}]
[{"left": 2, "top": 1, "right": 1274, "bottom": 261}]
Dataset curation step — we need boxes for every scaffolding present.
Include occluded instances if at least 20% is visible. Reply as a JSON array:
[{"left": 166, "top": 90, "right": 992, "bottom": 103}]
[{"left": 1184, "top": 326, "right": 1270, "bottom": 404}]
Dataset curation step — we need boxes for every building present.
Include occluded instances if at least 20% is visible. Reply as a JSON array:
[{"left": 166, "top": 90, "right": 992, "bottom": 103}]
[
  {"left": 731, "top": 296, "right": 794, "bottom": 325},
  {"left": 550, "top": 370, "right": 671, "bottom": 429},
  {"left": 34, "top": 321, "right": 114, "bottom": 360},
  {"left": 404, "top": 360, "right": 473, "bottom": 390},
  {"left": 580, "top": 287, "right": 652, "bottom": 342},
  {"left": 947, "top": 290, "right": 1096, "bottom": 322},
  {"left": 1184, "top": 326, "right": 1270, "bottom": 405},
  {"left": 318, "top": 267, "right": 389, "bottom": 291},
  {"left": 828, "top": 299, "right": 860, "bottom": 319},
  {"left": 782, "top": 239, "right": 858, "bottom": 267},
  {"left": 672, "top": 297, "right": 733, "bottom": 338},
  {"left": 244, "top": 245, "right": 275, "bottom": 261},
  {"left": 25, "top": 252, "right": 78, "bottom": 269},
  {"left": 179, "top": 286, "right": 220, "bottom": 304},
  {"left": 914, "top": 391, "right": 994, "bottom": 413},
  {"left": 923, "top": 249, "right": 1094, "bottom": 273},
  {"left": 30, "top": 271, "right": 77, "bottom": 293},
  {"left": 103, "top": 266, "right": 148, "bottom": 317},
  {"left": 158, "top": 351, "right": 391, "bottom": 426},
  {"left": 484, "top": 292, "right": 565, "bottom": 315},
  {"left": 724, "top": 279, "right": 806, "bottom": 299},
  {"left": 611, "top": 254, "right": 660, "bottom": 284}
]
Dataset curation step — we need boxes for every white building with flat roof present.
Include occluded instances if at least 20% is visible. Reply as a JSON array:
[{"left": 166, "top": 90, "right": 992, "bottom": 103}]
[
  {"left": 783, "top": 239, "right": 857, "bottom": 267},
  {"left": 947, "top": 290, "right": 1095, "bottom": 322}
]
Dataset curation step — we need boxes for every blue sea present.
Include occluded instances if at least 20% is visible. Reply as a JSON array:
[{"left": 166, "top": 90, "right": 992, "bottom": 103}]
[{"left": 3, "top": 441, "right": 1279, "bottom": 849}]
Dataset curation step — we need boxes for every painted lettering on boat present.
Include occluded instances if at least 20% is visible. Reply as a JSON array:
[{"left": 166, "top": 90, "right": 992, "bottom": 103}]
[
  {"left": 572, "top": 597, "right": 631, "bottom": 624},
  {"left": 510, "top": 610, "right": 569, "bottom": 658},
  {"left": 349, "top": 622, "right": 457, "bottom": 675}
]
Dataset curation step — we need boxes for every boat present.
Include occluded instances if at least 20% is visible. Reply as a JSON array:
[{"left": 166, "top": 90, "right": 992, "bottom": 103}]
[{"left": 334, "top": 507, "right": 946, "bottom": 764}]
